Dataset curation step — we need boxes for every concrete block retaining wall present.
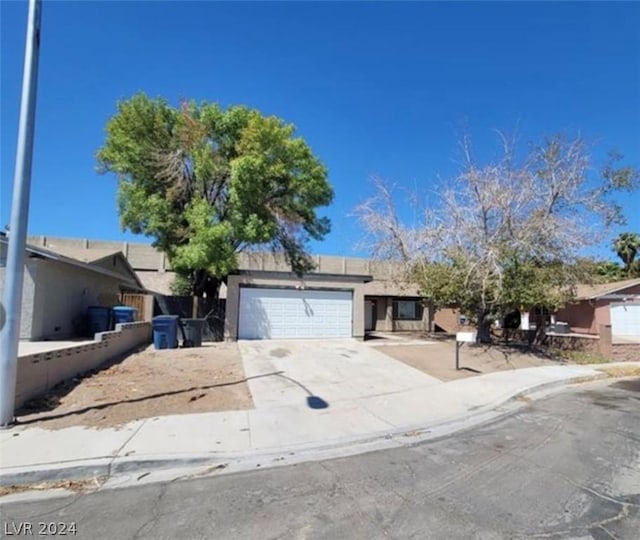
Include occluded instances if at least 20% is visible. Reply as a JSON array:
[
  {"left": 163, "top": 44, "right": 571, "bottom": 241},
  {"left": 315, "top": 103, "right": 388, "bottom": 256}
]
[
  {"left": 15, "top": 322, "right": 151, "bottom": 409},
  {"left": 543, "top": 333, "right": 600, "bottom": 352}
]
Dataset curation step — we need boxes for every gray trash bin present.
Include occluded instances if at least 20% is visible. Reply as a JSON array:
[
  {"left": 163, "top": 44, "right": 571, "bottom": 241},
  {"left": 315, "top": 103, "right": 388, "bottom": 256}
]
[{"left": 181, "top": 318, "right": 205, "bottom": 347}]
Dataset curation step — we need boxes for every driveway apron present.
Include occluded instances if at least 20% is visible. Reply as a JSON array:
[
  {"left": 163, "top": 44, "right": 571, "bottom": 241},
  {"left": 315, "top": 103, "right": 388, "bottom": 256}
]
[{"left": 238, "top": 339, "right": 442, "bottom": 409}]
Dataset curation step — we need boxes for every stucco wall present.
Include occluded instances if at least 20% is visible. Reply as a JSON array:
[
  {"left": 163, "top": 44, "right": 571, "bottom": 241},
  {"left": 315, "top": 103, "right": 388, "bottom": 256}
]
[
  {"left": 225, "top": 273, "right": 366, "bottom": 340},
  {"left": 15, "top": 322, "right": 151, "bottom": 409},
  {"left": 373, "top": 297, "right": 393, "bottom": 331},
  {"left": 555, "top": 300, "right": 596, "bottom": 334},
  {"left": 593, "top": 300, "right": 612, "bottom": 333},
  {"left": 0, "top": 258, "right": 39, "bottom": 340},
  {"left": 393, "top": 318, "right": 429, "bottom": 331},
  {"left": 29, "top": 236, "right": 421, "bottom": 297},
  {"left": 127, "top": 243, "right": 168, "bottom": 270},
  {"left": 136, "top": 270, "right": 229, "bottom": 298},
  {"left": 365, "top": 296, "right": 430, "bottom": 332},
  {"left": 33, "top": 259, "right": 123, "bottom": 340},
  {"left": 433, "top": 308, "right": 462, "bottom": 333}
]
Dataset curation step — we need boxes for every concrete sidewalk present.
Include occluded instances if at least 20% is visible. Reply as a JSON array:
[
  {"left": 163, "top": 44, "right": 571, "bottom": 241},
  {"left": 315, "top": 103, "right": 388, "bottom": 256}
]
[{"left": 0, "top": 362, "right": 635, "bottom": 487}]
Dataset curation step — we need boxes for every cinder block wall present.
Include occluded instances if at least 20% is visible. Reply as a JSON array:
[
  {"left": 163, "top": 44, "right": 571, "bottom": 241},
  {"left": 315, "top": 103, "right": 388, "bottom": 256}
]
[{"left": 15, "top": 322, "right": 151, "bottom": 409}]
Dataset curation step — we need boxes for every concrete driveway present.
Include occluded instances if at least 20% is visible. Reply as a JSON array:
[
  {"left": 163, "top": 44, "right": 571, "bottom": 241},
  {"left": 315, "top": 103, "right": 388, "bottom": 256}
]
[
  {"left": 238, "top": 339, "right": 442, "bottom": 409},
  {"left": 613, "top": 335, "right": 640, "bottom": 344}
]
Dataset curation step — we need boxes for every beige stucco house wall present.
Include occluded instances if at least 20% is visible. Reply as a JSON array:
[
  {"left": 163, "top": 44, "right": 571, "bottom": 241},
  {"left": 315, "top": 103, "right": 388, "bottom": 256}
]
[
  {"left": 0, "top": 260, "right": 38, "bottom": 340},
  {"left": 3, "top": 257, "right": 132, "bottom": 341},
  {"left": 1, "top": 237, "right": 145, "bottom": 341},
  {"left": 33, "top": 259, "right": 124, "bottom": 339}
]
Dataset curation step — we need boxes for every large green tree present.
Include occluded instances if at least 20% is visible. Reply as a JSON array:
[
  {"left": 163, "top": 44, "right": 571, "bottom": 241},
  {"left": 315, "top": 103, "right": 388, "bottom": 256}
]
[
  {"left": 355, "top": 134, "right": 638, "bottom": 343},
  {"left": 97, "top": 93, "right": 333, "bottom": 297}
]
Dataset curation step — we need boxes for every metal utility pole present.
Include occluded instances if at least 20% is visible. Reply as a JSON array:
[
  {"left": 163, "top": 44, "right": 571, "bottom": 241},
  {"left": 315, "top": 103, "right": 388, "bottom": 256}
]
[{"left": 0, "top": 0, "right": 43, "bottom": 427}]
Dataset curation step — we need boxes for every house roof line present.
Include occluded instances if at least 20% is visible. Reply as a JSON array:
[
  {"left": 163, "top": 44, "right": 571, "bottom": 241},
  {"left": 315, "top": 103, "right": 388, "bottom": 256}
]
[
  {"left": 576, "top": 277, "right": 640, "bottom": 300},
  {"left": 88, "top": 251, "right": 146, "bottom": 290},
  {"left": 0, "top": 236, "right": 145, "bottom": 291},
  {"left": 236, "top": 270, "right": 373, "bottom": 283}
]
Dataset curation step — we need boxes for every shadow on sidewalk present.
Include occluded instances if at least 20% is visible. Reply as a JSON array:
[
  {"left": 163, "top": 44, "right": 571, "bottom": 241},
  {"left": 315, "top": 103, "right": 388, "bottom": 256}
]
[
  {"left": 16, "top": 371, "right": 331, "bottom": 426},
  {"left": 15, "top": 372, "right": 282, "bottom": 426}
]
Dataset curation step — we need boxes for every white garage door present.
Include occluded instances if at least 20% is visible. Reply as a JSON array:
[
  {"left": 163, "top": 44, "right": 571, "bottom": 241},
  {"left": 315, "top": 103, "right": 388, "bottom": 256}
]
[
  {"left": 611, "top": 303, "right": 640, "bottom": 336},
  {"left": 238, "top": 288, "right": 353, "bottom": 339}
]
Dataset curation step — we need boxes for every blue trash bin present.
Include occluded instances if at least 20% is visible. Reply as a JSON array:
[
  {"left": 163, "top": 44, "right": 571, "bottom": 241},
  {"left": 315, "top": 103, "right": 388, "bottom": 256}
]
[
  {"left": 87, "top": 306, "right": 111, "bottom": 336},
  {"left": 152, "top": 315, "right": 179, "bottom": 350},
  {"left": 112, "top": 306, "right": 138, "bottom": 325}
]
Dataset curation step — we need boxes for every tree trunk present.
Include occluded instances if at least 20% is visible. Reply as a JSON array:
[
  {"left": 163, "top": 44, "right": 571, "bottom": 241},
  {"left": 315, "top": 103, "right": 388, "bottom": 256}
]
[
  {"left": 477, "top": 309, "right": 492, "bottom": 344},
  {"left": 192, "top": 269, "right": 207, "bottom": 297},
  {"left": 531, "top": 312, "right": 546, "bottom": 346},
  {"left": 192, "top": 270, "right": 222, "bottom": 299},
  {"left": 203, "top": 276, "right": 222, "bottom": 299}
]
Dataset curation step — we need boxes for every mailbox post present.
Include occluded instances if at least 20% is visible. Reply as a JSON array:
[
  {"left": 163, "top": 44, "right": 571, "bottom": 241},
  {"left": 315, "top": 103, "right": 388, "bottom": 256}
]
[{"left": 455, "top": 331, "right": 476, "bottom": 370}]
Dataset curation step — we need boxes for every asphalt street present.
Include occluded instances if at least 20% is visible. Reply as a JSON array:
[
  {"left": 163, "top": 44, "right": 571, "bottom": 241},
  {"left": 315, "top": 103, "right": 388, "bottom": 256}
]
[{"left": 2, "top": 378, "right": 639, "bottom": 540}]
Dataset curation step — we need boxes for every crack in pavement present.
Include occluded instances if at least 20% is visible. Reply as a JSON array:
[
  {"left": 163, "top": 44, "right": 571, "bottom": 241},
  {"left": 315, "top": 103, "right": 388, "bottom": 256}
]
[
  {"left": 108, "top": 417, "right": 150, "bottom": 474},
  {"left": 131, "top": 480, "right": 170, "bottom": 540}
]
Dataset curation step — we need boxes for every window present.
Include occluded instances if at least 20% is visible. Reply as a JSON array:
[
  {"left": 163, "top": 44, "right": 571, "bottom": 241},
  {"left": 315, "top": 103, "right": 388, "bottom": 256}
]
[{"left": 393, "top": 299, "right": 423, "bottom": 321}]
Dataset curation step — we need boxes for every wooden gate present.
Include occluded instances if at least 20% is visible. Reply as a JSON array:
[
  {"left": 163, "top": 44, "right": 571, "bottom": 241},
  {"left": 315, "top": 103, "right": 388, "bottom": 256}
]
[{"left": 118, "top": 293, "right": 146, "bottom": 321}]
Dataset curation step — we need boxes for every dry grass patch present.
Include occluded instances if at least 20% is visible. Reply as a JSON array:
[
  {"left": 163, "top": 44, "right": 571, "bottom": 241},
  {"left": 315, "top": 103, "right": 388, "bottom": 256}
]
[
  {"left": 597, "top": 365, "right": 640, "bottom": 378},
  {"left": 556, "top": 350, "right": 611, "bottom": 365},
  {"left": 0, "top": 476, "right": 107, "bottom": 497},
  {"left": 374, "top": 340, "right": 561, "bottom": 381}
]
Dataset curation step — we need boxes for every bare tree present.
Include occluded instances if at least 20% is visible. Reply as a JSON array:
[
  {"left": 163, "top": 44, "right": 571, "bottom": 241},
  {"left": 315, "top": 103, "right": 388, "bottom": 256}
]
[{"left": 354, "top": 133, "right": 638, "bottom": 343}]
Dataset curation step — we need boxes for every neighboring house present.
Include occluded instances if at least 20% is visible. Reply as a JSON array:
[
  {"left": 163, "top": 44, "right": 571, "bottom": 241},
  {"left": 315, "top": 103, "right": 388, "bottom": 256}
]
[
  {"left": 0, "top": 235, "right": 145, "bottom": 341},
  {"left": 555, "top": 278, "right": 640, "bottom": 338},
  {"left": 29, "top": 236, "right": 173, "bottom": 295},
  {"left": 28, "top": 236, "right": 430, "bottom": 340},
  {"left": 431, "top": 279, "right": 640, "bottom": 338}
]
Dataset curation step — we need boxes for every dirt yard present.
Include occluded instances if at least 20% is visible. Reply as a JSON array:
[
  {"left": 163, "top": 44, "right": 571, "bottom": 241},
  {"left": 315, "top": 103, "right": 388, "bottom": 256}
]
[
  {"left": 372, "top": 337, "right": 564, "bottom": 381},
  {"left": 16, "top": 343, "right": 254, "bottom": 430}
]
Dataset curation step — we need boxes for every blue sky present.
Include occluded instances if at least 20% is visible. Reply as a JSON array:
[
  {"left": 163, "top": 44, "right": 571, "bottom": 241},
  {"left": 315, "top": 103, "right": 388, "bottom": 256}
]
[{"left": 1, "top": 1, "right": 639, "bottom": 260}]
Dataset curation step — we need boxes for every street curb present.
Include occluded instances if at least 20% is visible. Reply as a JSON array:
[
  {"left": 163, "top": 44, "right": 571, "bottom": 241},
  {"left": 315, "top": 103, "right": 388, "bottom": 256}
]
[{"left": 0, "top": 371, "right": 612, "bottom": 490}]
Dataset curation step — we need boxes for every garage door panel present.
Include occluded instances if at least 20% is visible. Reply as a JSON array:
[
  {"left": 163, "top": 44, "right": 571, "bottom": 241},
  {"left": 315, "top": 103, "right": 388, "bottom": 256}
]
[
  {"left": 611, "top": 304, "right": 640, "bottom": 336},
  {"left": 238, "top": 288, "right": 353, "bottom": 339}
]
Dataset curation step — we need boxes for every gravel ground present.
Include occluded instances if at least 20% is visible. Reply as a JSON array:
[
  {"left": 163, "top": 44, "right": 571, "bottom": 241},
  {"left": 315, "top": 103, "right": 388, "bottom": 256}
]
[{"left": 15, "top": 343, "right": 254, "bottom": 430}]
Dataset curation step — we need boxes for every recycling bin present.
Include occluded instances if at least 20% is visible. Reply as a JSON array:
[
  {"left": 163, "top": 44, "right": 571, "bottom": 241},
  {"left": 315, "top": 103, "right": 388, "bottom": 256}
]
[
  {"left": 112, "top": 306, "right": 138, "bottom": 325},
  {"left": 152, "top": 315, "right": 179, "bottom": 349},
  {"left": 87, "top": 306, "right": 111, "bottom": 336}
]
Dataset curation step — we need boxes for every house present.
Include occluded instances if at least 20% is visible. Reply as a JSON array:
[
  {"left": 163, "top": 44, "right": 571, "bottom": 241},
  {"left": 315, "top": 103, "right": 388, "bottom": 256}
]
[
  {"left": 555, "top": 278, "right": 640, "bottom": 338},
  {"left": 0, "top": 235, "right": 145, "bottom": 341},
  {"left": 27, "top": 236, "right": 431, "bottom": 340},
  {"left": 224, "top": 252, "right": 429, "bottom": 340}
]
